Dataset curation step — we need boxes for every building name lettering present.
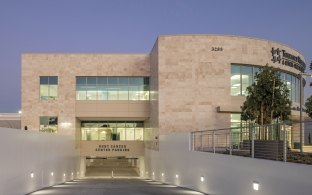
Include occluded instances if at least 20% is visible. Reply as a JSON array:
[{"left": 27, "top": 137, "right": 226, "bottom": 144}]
[
  {"left": 271, "top": 47, "right": 306, "bottom": 72},
  {"left": 95, "top": 144, "right": 130, "bottom": 152}
]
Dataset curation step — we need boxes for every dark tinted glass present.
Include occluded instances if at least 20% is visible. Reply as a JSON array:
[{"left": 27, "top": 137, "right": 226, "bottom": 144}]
[
  {"left": 76, "top": 77, "right": 87, "bottom": 85},
  {"left": 49, "top": 76, "right": 58, "bottom": 85},
  {"left": 40, "top": 76, "right": 49, "bottom": 84},
  {"left": 40, "top": 116, "right": 49, "bottom": 125},
  {"left": 129, "top": 77, "right": 139, "bottom": 85},
  {"left": 108, "top": 77, "right": 118, "bottom": 85},
  {"left": 49, "top": 117, "right": 58, "bottom": 125},
  {"left": 97, "top": 77, "right": 107, "bottom": 85},
  {"left": 119, "top": 77, "right": 129, "bottom": 85},
  {"left": 87, "top": 77, "right": 96, "bottom": 84},
  {"left": 231, "top": 65, "right": 240, "bottom": 74},
  {"left": 144, "top": 77, "right": 149, "bottom": 85}
]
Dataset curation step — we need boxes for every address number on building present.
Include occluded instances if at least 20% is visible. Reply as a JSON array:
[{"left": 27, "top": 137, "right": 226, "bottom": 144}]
[{"left": 211, "top": 47, "right": 223, "bottom": 51}]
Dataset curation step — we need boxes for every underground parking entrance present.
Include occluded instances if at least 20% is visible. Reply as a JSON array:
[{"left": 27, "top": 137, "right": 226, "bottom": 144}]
[{"left": 85, "top": 156, "right": 141, "bottom": 177}]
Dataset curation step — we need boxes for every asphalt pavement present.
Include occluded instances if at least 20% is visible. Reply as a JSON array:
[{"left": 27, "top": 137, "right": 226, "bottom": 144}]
[{"left": 28, "top": 178, "right": 205, "bottom": 195}]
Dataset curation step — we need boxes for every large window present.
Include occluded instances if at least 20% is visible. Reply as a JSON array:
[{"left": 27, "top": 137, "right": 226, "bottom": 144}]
[
  {"left": 76, "top": 76, "right": 149, "bottom": 101},
  {"left": 81, "top": 121, "right": 144, "bottom": 141},
  {"left": 231, "top": 64, "right": 300, "bottom": 102},
  {"left": 40, "top": 76, "right": 58, "bottom": 100},
  {"left": 40, "top": 116, "right": 58, "bottom": 133}
]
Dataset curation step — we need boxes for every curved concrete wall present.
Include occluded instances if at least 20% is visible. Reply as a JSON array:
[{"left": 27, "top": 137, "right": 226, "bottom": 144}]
[
  {"left": 153, "top": 35, "right": 305, "bottom": 134},
  {"left": 0, "top": 128, "right": 80, "bottom": 194}
]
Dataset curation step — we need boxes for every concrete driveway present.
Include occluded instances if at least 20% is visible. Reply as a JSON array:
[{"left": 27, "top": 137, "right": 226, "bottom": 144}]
[{"left": 28, "top": 178, "right": 205, "bottom": 195}]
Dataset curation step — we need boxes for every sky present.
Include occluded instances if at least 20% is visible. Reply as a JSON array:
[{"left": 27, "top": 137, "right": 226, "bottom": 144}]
[{"left": 0, "top": 0, "right": 312, "bottom": 112}]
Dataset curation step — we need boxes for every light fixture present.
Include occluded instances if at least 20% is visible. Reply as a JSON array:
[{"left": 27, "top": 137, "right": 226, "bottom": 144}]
[
  {"left": 18, "top": 110, "right": 22, "bottom": 114},
  {"left": 51, "top": 172, "right": 54, "bottom": 176},
  {"left": 161, "top": 173, "right": 164, "bottom": 177},
  {"left": 63, "top": 173, "right": 66, "bottom": 177},
  {"left": 200, "top": 176, "right": 205, "bottom": 182},
  {"left": 71, "top": 172, "right": 74, "bottom": 176},
  {"left": 175, "top": 174, "right": 179, "bottom": 178},
  {"left": 253, "top": 182, "right": 260, "bottom": 191},
  {"left": 146, "top": 171, "right": 148, "bottom": 175},
  {"left": 152, "top": 172, "right": 155, "bottom": 176},
  {"left": 61, "top": 122, "right": 71, "bottom": 128},
  {"left": 30, "top": 172, "right": 34, "bottom": 178}
]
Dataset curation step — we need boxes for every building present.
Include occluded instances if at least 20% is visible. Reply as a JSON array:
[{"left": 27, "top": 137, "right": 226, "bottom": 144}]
[
  {"left": 0, "top": 113, "right": 21, "bottom": 129},
  {"left": 21, "top": 34, "right": 306, "bottom": 176}
]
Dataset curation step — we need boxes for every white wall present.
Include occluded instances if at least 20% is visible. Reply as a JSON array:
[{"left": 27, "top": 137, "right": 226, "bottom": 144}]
[
  {"left": 0, "top": 128, "right": 80, "bottom": 195},
  {"left": 145, "top": 133, "right": 312, "bottom": 195}
]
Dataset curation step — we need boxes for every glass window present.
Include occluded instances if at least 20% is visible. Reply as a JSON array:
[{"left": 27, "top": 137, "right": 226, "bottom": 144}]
[
  {"left": 119, "top": 85, "right": 129, "bottom": 100},
  {"left": 49, "top": 85, "right": 58, "bottom": 97},
  {"left": 231, "top": 65, "right": 241, "bottom": 96},
  {"left": 49, "top": 77, "right": 58, "bottom": 85},
  {"left": 117, "top": 128, "right": 126, "bottom": 140},
  {"left": 40, "top": 85, "right": 49, "bottom": 100},
  {"left": 77, "top": 77, "right": 87, "bottom": 85},
  {"left": 40, "top": 77, "right": 49, "bottom": 84},
  {"left": 40, "top": 116, "right": 58, "bottom": 133},
  {"left": 119, "top": 77, "right": 129, "bottom": 85},
  {"left": 129, "top": 85, "right": 139, "bottom": 100},
  {"left": 135, "top": 128, "right": 144, "bottom": 140},
  {"left": 80, "top": 121, "right": 145, "bottom": 141},
  {"left": 98, "top": 77, "right": 107, "bottom": 85},
  {"left": 108, "top": 77, "right": 118, "bottom": 85},
  {"left": 76, "top": 76, "right": 149, "bottom": 101},
  {"left": 107, "top": 87, "right": 118, "bottom": 100},
  {"left": 144, "top": 77, "right": 149, "bottom": 85},
  {"left": 126, "top": 128, "right": 135, "bottom": 140},
  {"left": 291, "top": 75, "right": 296, "bottom": 102},
  {"left": 76, "top": 85, "right": 87, "bottom": 100},
  {"left": 86, "top": 85, "right": 97, "bottom": 100},
  {"left": 230, "top": 65, "right": 299, "bottom": 103},
  {"left": 241, "top": 66, "right": 252, "bottom": 96},
  {"left": 87, "top": 77, "right": 96, "bottom": 85},
  {"left": 40, "top": 76, "right": 58, "bottom": 100},
  {"left": 98, "top": 85, "right": 108, "bottom": 100},
  {"left": 286, "top": 74, "right": 292, "bottom": 100},
  {"left": 279, "top": 72, "right": 286, "bottom": 81},
  {"left": 129, "top": 77, "right": 140, "bottom": 85},
  {"left": 143, "top": 85, "right": 150, "bottom": 100}
]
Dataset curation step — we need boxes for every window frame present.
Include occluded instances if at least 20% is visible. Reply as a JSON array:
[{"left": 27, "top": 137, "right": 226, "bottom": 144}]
[{"left": 39, "top": 76, "right": 58, "bottom": 100}]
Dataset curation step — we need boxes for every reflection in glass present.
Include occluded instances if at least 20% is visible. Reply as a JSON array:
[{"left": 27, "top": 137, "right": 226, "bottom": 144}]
[
  {"left": 119, "top": 85, "right": 128, "bottom": 100},
  {"left": 40, "top": 116, "right": 58, "bottom": 133},
  {"left": 241, "top": 66, "right": 252, "bottom": 96},
  {"left": 98, "top": 85, "right": 108, "bottom": 100},
  {"left": 231, "top": 64, "right": 299, "bottom": 103},
  {"left": 40, "top": 76, "right": 58, "bottom": 100},
  {"left": 81, "top": 121, "right": 144, "bottom": 141},
  {"left": 231, "top": 65, "right": 241, "bottom": 96},
  {"left": 76, "top": 76, "right": 149, "bottom": 101}
]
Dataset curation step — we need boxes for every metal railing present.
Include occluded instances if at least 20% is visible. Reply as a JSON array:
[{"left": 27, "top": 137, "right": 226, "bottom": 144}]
[{"left": 191, "top": 122, "right": 312, "bottom": 164}]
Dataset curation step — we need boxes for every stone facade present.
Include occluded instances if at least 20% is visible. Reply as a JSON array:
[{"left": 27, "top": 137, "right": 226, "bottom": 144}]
[
  {"left": 153, "top": 35, "right": 304, "bottom": 135},
  {"left": 22, "top": 54, "right": 150, "bottom": 136},
  {"left": 22, "top": 35, "right": 306, "bottom": 152}
]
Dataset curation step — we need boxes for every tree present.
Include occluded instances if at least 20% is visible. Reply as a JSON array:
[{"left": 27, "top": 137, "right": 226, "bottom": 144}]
[
  {"left": 241, "top": 65, "right": 291, "bottom": 128},
  {"left": 305, "top": 96, "right": 312, "bottom": 118}
]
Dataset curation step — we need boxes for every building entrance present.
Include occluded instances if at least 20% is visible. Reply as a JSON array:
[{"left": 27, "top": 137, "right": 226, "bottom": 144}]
[
  {"left": 81, "top": 121, "right": 144, "bottom": 141},
  {"left": 85, "top": 157, "right": 140, "bottom": 177}
]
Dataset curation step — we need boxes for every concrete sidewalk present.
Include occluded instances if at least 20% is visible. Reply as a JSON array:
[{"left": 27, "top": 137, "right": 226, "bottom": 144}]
[{"left": 28, "top": 178, "right": 205, "bottom": 195}]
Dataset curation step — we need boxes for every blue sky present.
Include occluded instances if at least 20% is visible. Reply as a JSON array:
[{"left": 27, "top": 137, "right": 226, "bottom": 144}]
[{"left": 0, "top": 0, "right": 311, "bottom": 112}]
